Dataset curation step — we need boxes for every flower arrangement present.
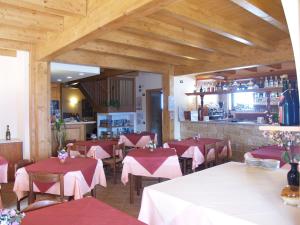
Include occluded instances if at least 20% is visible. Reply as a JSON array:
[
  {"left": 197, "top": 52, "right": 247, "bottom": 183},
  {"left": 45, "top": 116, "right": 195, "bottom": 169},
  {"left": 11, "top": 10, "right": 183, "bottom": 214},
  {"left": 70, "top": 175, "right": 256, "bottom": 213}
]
[
  {"left": 0, "top": 209, "right": 25, "bottom": 225},
  {"left": 57, "top": 148, "right": 68, "bottom": 163},
  {"left": 54, "top": 118, "right": 66, "bottom": 150},
  {"left": 146, "top": 140, "right": 156, "bottom": 151},
  {"left": 263, "top": 130, "right": 300, "bottom": 163}
]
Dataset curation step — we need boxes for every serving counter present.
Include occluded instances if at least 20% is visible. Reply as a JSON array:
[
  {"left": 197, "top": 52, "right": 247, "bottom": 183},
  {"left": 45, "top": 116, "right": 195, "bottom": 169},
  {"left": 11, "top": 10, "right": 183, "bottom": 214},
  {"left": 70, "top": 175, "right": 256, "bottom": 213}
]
[{"left": 180, "top": 120, "right": 273, "bottom": 161}]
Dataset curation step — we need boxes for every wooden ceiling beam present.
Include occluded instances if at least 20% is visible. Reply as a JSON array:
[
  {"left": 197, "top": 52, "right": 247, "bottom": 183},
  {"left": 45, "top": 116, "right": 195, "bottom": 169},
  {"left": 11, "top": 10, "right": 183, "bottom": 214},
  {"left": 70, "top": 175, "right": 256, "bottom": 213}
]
[
  {"left": 268, "top": 63, "right": 282, "bottom": 69},
  {"left": 35, "top": 0, "right": 178, "bottom": 61},
  {"left": 245, "top": 67, "right": 258, "bottom": 72},
  {"left": 0, "top": 2, "right": 63, "bottom": 31},
  {"left": 0, "top": 0, "right": 86, "bottom": 16},
  {"left": 79, "top": 40, "right": 204, "bottom": 66},
  {"left": 54, "top": 49, "right": 169, "bottom": 74},
  {"left": 0, "top": 48, "right": 16, "bottom": 57},
  {"left": 226, "top": 69, "right": 296, "bottom": 80},
  {"left": 0, "top": 38, "right": 31, "bottom": 51},
  {"left": 230, "top": 0, "right": 288, "bottom": 32},
  {"left": 0, "top": 25, "right": 46, "bottom": 43},
  {"left": 174, "top": 38, "right": 293, "bottom": 75},
  {"left": 124, "top": 17, "right": 242, "bottom": 57},
  {"left": 99, "top": 30, "right": 218, "bottom": 61},
  {"left": 166, "top": 2, "right": 274, "bottom": 50}
]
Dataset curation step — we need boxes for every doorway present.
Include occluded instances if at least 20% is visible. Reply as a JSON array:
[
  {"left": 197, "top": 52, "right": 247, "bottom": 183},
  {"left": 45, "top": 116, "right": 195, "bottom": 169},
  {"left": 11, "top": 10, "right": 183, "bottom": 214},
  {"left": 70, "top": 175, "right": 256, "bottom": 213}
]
[{"left": 146, "top": 89, "right": 163, "bottom": 146}]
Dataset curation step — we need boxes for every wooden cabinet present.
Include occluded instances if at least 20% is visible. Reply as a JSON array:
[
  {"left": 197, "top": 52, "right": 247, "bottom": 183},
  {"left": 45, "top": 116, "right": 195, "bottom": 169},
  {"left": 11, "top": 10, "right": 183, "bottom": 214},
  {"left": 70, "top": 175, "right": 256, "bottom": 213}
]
[
  {"left": 51, "top": 83, "right": 61, "bottom": 101},
  {"left": 0, "top": 141, "right": 23, "bottom": 181}
]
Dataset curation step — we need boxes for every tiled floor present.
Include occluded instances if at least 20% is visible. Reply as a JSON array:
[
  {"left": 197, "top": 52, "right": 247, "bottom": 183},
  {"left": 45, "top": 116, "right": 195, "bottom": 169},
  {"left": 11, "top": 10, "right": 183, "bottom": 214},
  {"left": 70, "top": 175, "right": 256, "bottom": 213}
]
[{"left": 1, "top": 172, "right": 158, "bottom": 218}]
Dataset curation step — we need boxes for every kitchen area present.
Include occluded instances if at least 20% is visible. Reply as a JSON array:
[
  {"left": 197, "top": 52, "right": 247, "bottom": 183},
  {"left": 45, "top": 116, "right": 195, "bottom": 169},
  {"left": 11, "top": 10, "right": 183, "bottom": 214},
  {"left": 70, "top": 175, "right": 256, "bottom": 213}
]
[{"left": 179, "top": 61, "right": 299, "bottom": 161}]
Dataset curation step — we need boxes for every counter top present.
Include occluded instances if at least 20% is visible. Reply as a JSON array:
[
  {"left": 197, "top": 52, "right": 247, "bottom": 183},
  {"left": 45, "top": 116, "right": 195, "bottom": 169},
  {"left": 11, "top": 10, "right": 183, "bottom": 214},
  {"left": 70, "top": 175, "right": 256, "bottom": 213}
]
[
  {"left": 0, "top": 139, "right": 22, "bottom": 144},
  {"left": 182, "top": 120, "right": 268, "bottom": 126},
  {"left": 52, "top": 121, "right": 96, "bottom": 126}
]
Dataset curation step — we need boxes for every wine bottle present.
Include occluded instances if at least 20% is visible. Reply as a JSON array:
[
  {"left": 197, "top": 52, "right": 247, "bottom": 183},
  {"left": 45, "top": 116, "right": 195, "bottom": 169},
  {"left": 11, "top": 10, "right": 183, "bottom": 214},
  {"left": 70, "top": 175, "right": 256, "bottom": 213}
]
[
  {"left": 269, "top": 76, "right": 274, "bottom": 87},
  {"left": 5, "top": 125, "right": 11, "bottom": 140},
  {"left": 264, "top": 77, "right": 269, "bottom": 88},
  {"left": 290, "top": 81, "right": 300, "bottom": 125},
  {"left": 283, "top": 80, "right": 293, "bottom": 126}
]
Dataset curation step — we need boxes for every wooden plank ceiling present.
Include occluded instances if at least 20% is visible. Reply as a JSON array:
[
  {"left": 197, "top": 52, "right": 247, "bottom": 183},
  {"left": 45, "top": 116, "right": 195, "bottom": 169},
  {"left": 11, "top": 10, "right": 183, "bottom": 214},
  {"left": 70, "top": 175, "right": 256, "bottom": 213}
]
[{"left": 0, "top": 0, "right": 294, "bottom": 75}]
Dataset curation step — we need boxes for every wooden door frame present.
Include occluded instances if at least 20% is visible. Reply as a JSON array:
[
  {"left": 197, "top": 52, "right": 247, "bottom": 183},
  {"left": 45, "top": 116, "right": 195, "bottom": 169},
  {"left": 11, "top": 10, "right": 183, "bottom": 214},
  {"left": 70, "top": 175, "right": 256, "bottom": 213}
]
[{"left": 146, "top": 88, "right": 162, "bottom": 131}]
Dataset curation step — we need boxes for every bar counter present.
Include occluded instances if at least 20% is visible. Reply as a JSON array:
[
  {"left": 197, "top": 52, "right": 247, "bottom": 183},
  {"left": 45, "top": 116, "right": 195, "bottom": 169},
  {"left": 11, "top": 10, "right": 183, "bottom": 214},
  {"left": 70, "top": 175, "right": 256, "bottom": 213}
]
[{"left": 180, "top": 120, "right": 272, "bottom": 161}]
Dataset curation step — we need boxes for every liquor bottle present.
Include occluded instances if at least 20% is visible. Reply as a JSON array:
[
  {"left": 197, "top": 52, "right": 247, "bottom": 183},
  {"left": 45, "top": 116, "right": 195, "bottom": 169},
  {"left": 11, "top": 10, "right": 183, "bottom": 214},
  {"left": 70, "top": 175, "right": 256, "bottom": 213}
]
[
  {"left": 269, "top": 76, "right": 274, "bottom": 87},
  {"left": 264, "top": 77, "right": 269, "bottom": 88},
  {"left": 274, "top": 76, "right": 279, "bottom": 87},
  {"left": 282, "top": 80, "right": 293, "bottom": 125},
  {"left": 290, "top": 81, "right": 300, "bottom": 125},
  {"left": 5, "top": 125, "right": 11, "bottom": 140},
  {"left": 200, "top": 86, "right": 203, "bottom": 93}
]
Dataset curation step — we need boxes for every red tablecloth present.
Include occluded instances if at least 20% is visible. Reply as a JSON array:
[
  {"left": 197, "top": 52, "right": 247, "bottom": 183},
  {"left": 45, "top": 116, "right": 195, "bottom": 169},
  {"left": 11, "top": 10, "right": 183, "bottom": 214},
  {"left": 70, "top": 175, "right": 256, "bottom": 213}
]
[
  {"left": 127, "top": 148, "right": 176, "bottom": 174},
  {"left": 26, "top": 158, "right": 97, "bottom": 192},
  {"left": 22, "top": 197, "right": 145, "bottom": 225},
  {"left": 251, "top": 145, "right": 300, "bottom": 167},
  {"left": 73, "top": 140, "right": 117, "bottom": 156},
  {"left": 167, "top": 138, "right": 222, "bottom": 156}
]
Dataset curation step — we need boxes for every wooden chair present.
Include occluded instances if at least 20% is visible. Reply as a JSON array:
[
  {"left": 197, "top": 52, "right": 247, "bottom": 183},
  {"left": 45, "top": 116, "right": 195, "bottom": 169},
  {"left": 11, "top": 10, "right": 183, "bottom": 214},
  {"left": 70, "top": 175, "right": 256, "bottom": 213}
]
[
  {"left": 204, "top": 143, "right": 217, "bottom": 168},
  {"left": 68, "top": 145, "right": 87, "bottom": 158},
  {"left": 216, "top": 140, "right": 231, "bottom": 164},
  {"left": 28, "top": 172, "right": 64, "bottom": 204},
  {"left": 15, "top": 159, "right": 35, "bottom": 211},
  {"left": 22, "top": 200, "right": 61, "bottom": 213},
  {"left": 103, "top": 143, "right": 125, "bottom": 184}
]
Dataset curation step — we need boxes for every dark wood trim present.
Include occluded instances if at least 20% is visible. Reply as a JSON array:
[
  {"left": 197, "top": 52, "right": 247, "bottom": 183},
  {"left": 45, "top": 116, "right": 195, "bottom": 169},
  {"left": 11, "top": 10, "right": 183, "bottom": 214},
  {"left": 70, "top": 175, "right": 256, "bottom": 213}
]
[{"left": 146, "top": 88, "right": 162, "bottom": 131}]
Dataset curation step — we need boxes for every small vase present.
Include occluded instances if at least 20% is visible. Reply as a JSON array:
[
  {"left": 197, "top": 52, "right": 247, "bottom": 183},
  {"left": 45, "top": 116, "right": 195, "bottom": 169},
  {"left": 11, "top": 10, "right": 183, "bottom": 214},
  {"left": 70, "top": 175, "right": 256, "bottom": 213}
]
[
  {"left": 59, "top": 158, "right": 66, "bottom": 164},
  {"left": 287, "top": 163, "right": 299, "bottom": 187}
]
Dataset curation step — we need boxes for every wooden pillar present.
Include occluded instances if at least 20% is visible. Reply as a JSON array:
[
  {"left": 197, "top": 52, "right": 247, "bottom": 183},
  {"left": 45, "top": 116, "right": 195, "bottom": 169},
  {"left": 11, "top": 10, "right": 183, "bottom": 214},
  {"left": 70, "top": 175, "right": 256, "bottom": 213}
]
[
  {"left": 162, "top": 65, "right": 174, "bottom": 142},
  {"left": 29, "top": 48, "right": 51, "bottom": 160}
]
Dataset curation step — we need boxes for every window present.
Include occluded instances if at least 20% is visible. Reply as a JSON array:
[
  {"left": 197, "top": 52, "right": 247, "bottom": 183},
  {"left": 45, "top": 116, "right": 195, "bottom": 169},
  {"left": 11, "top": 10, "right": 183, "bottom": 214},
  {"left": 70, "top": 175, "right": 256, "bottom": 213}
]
[{"left": 232, "top": 92, "right": 254, "bottom": 111}]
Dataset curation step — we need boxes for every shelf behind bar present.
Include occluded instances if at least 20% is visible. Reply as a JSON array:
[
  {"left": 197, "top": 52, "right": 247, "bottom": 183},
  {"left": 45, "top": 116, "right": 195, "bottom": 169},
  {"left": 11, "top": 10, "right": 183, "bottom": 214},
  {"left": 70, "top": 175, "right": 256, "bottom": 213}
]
[{"left": 186, "top": 87, "right": 282, "bottom": 96}]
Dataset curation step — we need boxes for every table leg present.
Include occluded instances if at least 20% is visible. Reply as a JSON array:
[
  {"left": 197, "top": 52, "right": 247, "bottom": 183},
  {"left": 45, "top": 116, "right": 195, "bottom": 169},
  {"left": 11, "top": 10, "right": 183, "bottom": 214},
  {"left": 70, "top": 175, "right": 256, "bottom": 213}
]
[
  {"left": 129, "top": 174, "right": 134, "bottom": 204},
  {"left": 136, "top": 176, "right": 142, "bottom": 196},
  {"left": 183, "top": 159, "right": 187, "bottom": 175}
]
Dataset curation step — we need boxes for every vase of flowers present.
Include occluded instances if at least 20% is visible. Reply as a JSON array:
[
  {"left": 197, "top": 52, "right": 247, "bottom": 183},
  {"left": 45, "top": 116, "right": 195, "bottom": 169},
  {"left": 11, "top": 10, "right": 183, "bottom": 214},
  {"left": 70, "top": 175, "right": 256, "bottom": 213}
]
[
  {"left": 57, "top": 149, "right": 68, "bottom": 164},
  {"left": 263, "top": 130, "right": 300, "bottom": 186},
  {"left": 146, "top": 140, "right": 156, "bottom": 152},
  {"left": 0, "top": 209, "right": 25, "bottom": 225}
]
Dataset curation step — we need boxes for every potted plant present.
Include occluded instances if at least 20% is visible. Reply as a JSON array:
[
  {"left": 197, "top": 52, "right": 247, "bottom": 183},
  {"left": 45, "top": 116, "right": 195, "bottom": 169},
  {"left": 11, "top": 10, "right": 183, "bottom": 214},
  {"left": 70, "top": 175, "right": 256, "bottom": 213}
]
[
  {"left": 54, "top": 118, "right": 66, "bottom": 151},
  {"left": 263, "top": 130, "right": 300, "bottom": 186}
]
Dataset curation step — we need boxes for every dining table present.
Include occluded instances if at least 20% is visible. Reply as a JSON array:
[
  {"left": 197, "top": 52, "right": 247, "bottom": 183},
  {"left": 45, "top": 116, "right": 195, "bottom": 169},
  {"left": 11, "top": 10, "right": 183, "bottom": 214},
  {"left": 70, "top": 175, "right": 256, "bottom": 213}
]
[
  {"left": 67, "top": 139, "right": 118, "bottom": 159},
  {"left": 164, "top": 138, "right": 223, "bottom": 170},
  {"left": 22, "top": 197, "right": 145, "bottom": 225},
  {"left": 13, "top": 157, "right": 106, "bottom": 200},
  {"left": 119, "top": 132, "right": 157, "bottom": 148},
  {"left": 244, "top": 145, "right": 300, "bottom": 168},
  {"left": 121, "top": 147, "right": 182, "bottom": 203},
  {"left": 139, "top": 162, "right": 300, "bottom": 225}
]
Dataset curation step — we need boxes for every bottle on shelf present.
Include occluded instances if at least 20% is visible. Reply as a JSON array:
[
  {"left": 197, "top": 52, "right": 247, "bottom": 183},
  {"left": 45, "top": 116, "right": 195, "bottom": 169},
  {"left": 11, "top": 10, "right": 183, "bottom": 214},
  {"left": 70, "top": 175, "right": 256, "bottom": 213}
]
[
  {"left": 274, "top": 76, "right": 279, "bottom": 87},
  {"left": 290, "top": 80, "right": 300, "bottom": 125},
  {"left": 259, "top": 77, "right": 264, "bottom": 88},
  {"left": 282, "top": 79, "right": 293, "bottom": 126},
  {"left": 264, "top": 77, "right": 269, "bottom": 88},
  {"left": 200, "top": 86, "right": 203, "bottom": 93},
  {"left": 269, "top": 76, "right": 274, "bottom": 87},
  {"left": 5, "top": 125, "right": 11, "bottom": 140}
]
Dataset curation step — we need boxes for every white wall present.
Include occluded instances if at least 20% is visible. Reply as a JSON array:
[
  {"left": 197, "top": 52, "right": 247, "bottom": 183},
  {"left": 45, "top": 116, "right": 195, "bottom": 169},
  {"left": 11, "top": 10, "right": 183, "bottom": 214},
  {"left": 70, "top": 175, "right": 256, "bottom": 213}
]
[
  {"left": 0, "top": 51, "right": 30, "bottom": 159},
  {"left": 135, "top": 72, "right": 162, "bottom": 132},
  {"left": 174, "top": 75, "right": 197, "bottom": 139}
]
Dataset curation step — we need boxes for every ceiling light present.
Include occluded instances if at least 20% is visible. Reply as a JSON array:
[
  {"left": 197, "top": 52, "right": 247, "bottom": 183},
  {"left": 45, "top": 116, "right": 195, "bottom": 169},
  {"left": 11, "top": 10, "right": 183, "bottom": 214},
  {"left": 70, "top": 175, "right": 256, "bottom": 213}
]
[
  {"left": 67, "top": 76, "right": 72, "bottom": 79},
  {"left": 57, "top": 79, "right": 62, "bottom": 82},
  {"left": 79, "top": 72, "right": 85, "bottom": 76}
]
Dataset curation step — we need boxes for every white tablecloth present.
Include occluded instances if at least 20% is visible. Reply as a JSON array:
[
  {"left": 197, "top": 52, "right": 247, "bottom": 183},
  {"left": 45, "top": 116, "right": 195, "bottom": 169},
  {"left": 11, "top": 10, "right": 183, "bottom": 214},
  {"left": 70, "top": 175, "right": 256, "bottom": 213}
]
[{"left": 139, "top": 162, "right": 300, "bottom": 225}]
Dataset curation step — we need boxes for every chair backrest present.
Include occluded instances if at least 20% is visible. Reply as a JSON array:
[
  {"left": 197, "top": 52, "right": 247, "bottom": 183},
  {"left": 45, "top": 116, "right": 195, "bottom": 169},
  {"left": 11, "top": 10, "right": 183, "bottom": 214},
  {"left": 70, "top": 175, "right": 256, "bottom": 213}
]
[
  {"left": 22, "top": 200, "right": 61, "bottom": 213},
  {"left": 15, "top": 159, "right": 34, "bottom": 175},
  {"left": 204, "top": 143, "right": 216, "bottom": 163},
  {"left": 113, "top": 143, "right": 125, "bottom": 161},
  {"left": 65, "top": 139, "right": 76, "bottom": 146},
  {"left": 227, "top": 139, "right": 232, "bottom": 159},
  {"left": 28, "top": 172, "right": 64, "bottom": 204},
  {"left": 74, "top": 145, "right": 88, "bottom": 157}
]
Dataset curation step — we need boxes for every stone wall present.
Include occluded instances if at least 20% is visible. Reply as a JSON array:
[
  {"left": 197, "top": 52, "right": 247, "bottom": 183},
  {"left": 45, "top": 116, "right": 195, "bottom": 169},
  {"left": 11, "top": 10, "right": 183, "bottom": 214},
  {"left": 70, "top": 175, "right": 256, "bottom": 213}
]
[{"left": 180, "top": 121, "right": 273, "bottom": 162}]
